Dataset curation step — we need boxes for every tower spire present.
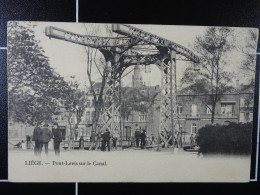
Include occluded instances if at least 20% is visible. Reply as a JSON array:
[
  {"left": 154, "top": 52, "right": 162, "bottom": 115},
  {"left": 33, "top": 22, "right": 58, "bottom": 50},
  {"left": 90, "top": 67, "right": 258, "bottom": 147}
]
[{"left": 132, "top": 65, "right": 143, "bottom": 88}]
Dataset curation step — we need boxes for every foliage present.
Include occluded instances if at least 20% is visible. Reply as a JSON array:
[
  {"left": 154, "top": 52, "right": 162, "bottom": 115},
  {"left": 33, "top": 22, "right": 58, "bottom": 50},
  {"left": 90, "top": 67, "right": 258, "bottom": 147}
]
[
  {"left": 181, "top": 27, "right": 235, "bottom": 123},
  {"left": 8, "top": 21, "right": 72, "bottom": 125},
  {"left": 196, "top": 122, "right": 252, "bottom": 155},
  {"left": 83, "top": 23, "right": 116, "bottom": 134},
  {"left": 121, "top": 87, "right": 160, "bottom": 119},
  {"left": 239, "top": 29, "right": 258, "bottom": 78}
]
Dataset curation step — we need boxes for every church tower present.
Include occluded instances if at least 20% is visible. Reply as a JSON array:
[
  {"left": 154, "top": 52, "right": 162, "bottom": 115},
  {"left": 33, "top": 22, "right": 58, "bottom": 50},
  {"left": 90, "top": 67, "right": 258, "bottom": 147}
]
[{"left": 132, "top": 65, "right": 143, "bottom": 88}]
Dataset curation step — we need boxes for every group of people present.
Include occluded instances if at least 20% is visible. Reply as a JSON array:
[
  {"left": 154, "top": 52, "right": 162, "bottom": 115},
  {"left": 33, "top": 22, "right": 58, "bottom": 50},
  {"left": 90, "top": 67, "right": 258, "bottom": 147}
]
[
  {"left": 134, "top": 125, "right": 147, "bottom": 149},
  {"left": 89, "top": 129, "right": 118, "bottom": 151},
  {"left": 32, "top": 121, "right": 63, "bottom": 156}
]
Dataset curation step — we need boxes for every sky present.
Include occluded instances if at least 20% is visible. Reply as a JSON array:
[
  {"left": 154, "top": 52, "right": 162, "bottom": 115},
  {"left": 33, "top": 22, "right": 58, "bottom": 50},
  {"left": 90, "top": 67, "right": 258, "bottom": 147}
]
[{"left": 26, "top": 22, "right": 257, "bottom": 90}]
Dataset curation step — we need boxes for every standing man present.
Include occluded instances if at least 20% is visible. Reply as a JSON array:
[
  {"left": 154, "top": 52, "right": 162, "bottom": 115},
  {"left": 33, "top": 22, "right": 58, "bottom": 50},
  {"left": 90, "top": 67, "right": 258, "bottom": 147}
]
[
  {"left": 112, "top": 135, "right": 118, "bottom": 150},
  {"left": 89, "top": 130, "right": 96, "bottom": 150},
  {"left": 96, "top": 131, "right": 102, "bottom": 150},
  {"left": 134, "top": 124, "right": 141, "bottom": 148},
  {"left": 103, "top": 129, "right": 111, "bottom": 151},
  {"left": 100, "top": 132, "right": 105, "bottom": 151},
  {"left": 32, "top": 122, "right": 41, "bottom": 156},
  {"left": 38, "top": 121, "right": 52, "bottom": 156},
  {"left": 26, "top": 135, "right": 31, "bottom": 149},
  {"left": 52, "top": 122, "right": 62, "bottom": 156},
  {"left": 140, "top": 130, "right": 146, "bottom": 149}
]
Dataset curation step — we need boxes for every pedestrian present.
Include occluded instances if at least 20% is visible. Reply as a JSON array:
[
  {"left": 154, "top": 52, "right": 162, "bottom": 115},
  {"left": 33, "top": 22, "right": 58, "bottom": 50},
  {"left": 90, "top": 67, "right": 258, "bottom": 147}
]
[
  {"left": 89, "top": 130, "right": 96, "bottom": 150},
  {"left": 151, "top": 134, "right": 155, "bottom": 145},
  {"left": 130, "top": 136, "right": 135, "bottom": 147},
  {"left": 26, "top": 135, "right": 31, "bottom": 149},
  {"left": 52, "top": 122, "right": 63, "bottom": 156},
  {"left": 79, "top": 136, "right": 84, "bottom": 150},
  {"left": 75, "top": 126, "right": 79, "bottom": 140},
  {"left": 96, "top": 131, "right": 102, "bottom": 149},
  {"left": 134, "top": 124, "right": 141, "bottom": 147},
  {"left": 38, "top": 121, "right": 52, "bottom": 156},
  {"left": 103, "top": 129, "right": 111, "bottom": 151},
  {"left": 140, "top": 130, "right": 146, "bottom": 149},
  {"left": 112, "top": 135, "right": 117, "bottom": 150},
  {"left": 100, "top": 132, "right": 105, "bottom": 151},
  {"left": 190, "top": 133, "right": 196, "bottom": 146},
  {"left": 32, "top": 122, "right": 41, "bottom": 156}
]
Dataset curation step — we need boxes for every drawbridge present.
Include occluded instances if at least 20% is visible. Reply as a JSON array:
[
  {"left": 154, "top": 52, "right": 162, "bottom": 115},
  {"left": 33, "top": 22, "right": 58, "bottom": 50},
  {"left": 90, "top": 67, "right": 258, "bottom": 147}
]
[{"left": 45, "top": 24, "right": 199, "bottom": 147}]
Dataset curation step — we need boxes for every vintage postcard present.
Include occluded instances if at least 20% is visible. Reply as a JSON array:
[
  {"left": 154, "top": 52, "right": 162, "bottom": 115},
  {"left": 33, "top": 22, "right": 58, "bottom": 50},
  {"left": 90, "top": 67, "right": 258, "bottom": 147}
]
[{"left": 8, "top": 21, "right": 259, "bottom": 182}]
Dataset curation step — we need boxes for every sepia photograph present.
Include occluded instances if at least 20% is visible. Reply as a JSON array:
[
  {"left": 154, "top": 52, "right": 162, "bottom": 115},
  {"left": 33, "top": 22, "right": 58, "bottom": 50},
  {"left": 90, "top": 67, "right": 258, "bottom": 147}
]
[{"left": 7, "top": 21, "right": 259, "bottom": 182}]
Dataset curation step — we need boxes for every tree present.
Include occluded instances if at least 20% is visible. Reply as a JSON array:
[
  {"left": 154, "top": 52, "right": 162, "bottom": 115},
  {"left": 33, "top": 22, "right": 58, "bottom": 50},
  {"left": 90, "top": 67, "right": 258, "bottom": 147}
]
[
  {"left": 62, "top": 77, "right": 86, "bottom": 150},
  {"left": 121, "top": 86, "right": 160, "bottom": 130},
  {"left": 235, "top": 29, "right": 258, "bottom": 123},
  {"left": 8, "top": 21, "right": 71, "bottom": 125},
  {"left": 181, "top": 27, "right": 235, "bottom": 124},
  {"left": 83, "top": 24, "right": 116, "bottom": 137},
  {"left": 239, "top": 29, "right": 258, "bottom": 79}
]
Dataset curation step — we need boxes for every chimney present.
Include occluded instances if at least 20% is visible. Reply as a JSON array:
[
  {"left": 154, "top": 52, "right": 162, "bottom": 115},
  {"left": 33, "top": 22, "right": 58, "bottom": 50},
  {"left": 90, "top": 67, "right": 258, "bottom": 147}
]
[{"left": 236, "top": 80, "right": 240, "bottom": 91}]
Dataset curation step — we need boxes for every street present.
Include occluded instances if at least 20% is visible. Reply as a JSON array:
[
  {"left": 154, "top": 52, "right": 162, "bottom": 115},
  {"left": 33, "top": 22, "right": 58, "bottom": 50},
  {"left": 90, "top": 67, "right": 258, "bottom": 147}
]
[{"left": 9, "top": 148, "right": 251, "bottom": 182}]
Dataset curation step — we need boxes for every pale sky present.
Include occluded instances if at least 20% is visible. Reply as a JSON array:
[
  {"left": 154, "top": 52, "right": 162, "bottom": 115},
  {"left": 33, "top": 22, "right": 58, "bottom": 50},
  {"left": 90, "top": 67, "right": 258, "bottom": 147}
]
[{"left": 27, "top": 22, "right": 256, "bottom": 90}]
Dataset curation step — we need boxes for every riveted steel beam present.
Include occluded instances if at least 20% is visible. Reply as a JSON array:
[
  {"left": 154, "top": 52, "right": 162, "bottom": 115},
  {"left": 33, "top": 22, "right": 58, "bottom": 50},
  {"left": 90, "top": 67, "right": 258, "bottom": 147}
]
[{"left": 112, "top": 24, "right": 200, "bottom": 63}]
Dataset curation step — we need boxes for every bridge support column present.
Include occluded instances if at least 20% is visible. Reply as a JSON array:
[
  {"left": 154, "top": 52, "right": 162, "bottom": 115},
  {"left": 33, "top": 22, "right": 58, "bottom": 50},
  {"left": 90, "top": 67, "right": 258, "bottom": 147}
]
[
  {"left": 100, "top": 52, "right": 122, "bottom": 136},
  {"left": 158, "top": 50, "right": 178, "bottom": 148},
  {"left": 169, "top": 50, "right": 180, "bottom": 148}
]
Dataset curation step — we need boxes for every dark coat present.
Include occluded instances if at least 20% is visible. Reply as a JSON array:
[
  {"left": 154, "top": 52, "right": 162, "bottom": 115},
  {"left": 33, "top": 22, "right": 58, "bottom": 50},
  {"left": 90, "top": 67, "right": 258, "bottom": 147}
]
[
  {"left": 32, "top": 126, "right": 40, "bottom": 142},
  {"left": 52, "top": 128, "right": 63, "bottom": 142},
  {"left": 140, "top": 132, "right": 146, "bottom": 140},
  {"left": 39, "top": 127, "right": 51, "bottom": 143},
  {"left": 135, "top": 130, "right": 141, "bottom": 139},
  {"left": 103, "top": 131, "right": 111, "bottom": 141}
]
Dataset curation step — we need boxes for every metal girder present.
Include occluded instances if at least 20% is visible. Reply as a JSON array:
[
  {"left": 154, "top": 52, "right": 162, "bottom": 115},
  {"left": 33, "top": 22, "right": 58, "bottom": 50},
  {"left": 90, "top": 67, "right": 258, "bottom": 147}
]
[
  {"left": 45, "top": 26, "right": 132, "bottom": 49},
  {"left": 122, "top": 54, "right": 160, "bottom": 67},
  {"left": 112, "top": 24, "right": 200, "bottom": 63}
]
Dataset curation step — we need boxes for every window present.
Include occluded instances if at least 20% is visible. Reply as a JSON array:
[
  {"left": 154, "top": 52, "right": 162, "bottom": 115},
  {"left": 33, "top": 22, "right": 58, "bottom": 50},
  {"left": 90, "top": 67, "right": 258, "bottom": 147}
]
[
  {"left": 86, "top": 111, "right": 90, "bottom": 121},
  {"left": 240, "top": 98, "right": 245, "bottom": 107},
  {"left": 177, "top": 105, "right": 183, "bottom": 114},
  {"left": 221, "top": 103, "right": 235, "bottom": 116},
  {"left": 139, "top": 113, "right": 147, "bottom": 122},
  {"left": 240, "top": 112, "right": 245, "bottom": 122},
  {"left": 191, "top": 104, "right": 197, "bottom": 116},
  {"left": 125, "top": 115, "right": 130, "bottom": 122},
  {"left": 191, "top": 123, "right": 197, "bottom": 134},
  {"left": 91, "top": 111, "right": 95, "bottom": 120},
  {"left": 86, "top": 99, "right": 91, "bottom": 107},
  {"left": 249, "top": 112, "right": 253, "bottom": 121},
  {"left": 123, "top": 126, "right": 131, "bottom": 139},
  {"left": 206, "top": 106, "right": 212, "bottom": 114}
]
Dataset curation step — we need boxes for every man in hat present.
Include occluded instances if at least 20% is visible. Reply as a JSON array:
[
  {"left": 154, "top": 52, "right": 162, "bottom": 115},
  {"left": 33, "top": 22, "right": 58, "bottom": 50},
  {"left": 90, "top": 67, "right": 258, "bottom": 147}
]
[
  {"left": 134, "top": 124, "right": 141, "bottom": 148},
  {"left": 38, "top": 121, "right": 52, "bottom": 156},
  {"left": 140, "top": 130, "right": 146, "bottom": 149},
  {"left": 103, "top": 129, "right": 111, "bottom": 151},
  {"left": 52, "top": 122, "right": 63, "bottom": 156},
  {"left": 32, "top": 122, "right": 41, "bottom": 156}
]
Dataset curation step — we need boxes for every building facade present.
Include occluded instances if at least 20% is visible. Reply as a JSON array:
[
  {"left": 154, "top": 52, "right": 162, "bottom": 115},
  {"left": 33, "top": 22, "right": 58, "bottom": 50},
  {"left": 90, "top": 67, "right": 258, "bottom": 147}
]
[{"left": 51, "top": 66, "right": 254, "bottom": 142}]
